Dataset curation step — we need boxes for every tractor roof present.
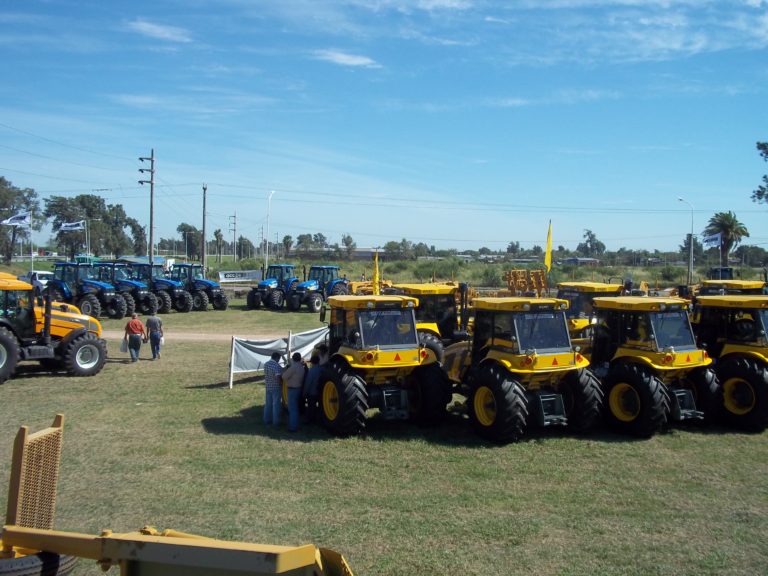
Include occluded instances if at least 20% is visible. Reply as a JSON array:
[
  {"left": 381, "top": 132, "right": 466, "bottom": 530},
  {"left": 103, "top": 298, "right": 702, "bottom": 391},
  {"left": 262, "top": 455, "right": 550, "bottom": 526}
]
[
  {"left": 557, "top": 281, "right": 623, "bottom": 293},
  {"left": 0, "top": 275, "right": 33, "bottom": 291},
  {"left": 473, "top": 297, "right": 568, "bottom": 311},
  {"left": 695, "top": 295, "right": 768, "bottom": 309},
  {"left": 269, "top": 264, "right": 295, "bottom": 268},
  {"left": 310, "top": 265, "right": 339, "bottom": 270},
  {"left": 593, "top": 296, "right": 688, "bottom": 311},
  {"left": 391, "top": 282, "right": 460, "bottom": 295},
  {"left": 328, "top": 294, "right": 418, "bottom": 309},
  {"left": 700, "top": 279, "right": 766, "bottom": 289}
]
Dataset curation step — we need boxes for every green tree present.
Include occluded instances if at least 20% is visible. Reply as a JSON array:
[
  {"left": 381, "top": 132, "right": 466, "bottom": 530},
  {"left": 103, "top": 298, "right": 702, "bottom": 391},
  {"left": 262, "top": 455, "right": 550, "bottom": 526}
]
[
  {"left": 213, "top": 229, "right": 224, "bottom": 263},
  {"left": 341, "top": 234, "right": 356, "bottom": 259},
  {"left": 0, "top": 177, "right": 41, "bottom": 264},
  {"left": 177, "top": 224, "right": 201, "bottom": 260},
  {"left": 506, "top": 241, "right": 520, "bottom": 255},
  {"left": 296, "top": 234, "right": 313, "bottom": 253},
  {"left": 703, "top": 211, "right": 749, "bottom": 263},
  {"left": 282, "top": 235, "right": 293, "bottom": 257},
  {"left": 576, "top": 229, "right": 606, "bottom": 257},
  {"left": 751, "top": 141, "right": 768, "bottom": 204},
  {"left": 678, "top": 235, "right": 704, "bottom": 265}
]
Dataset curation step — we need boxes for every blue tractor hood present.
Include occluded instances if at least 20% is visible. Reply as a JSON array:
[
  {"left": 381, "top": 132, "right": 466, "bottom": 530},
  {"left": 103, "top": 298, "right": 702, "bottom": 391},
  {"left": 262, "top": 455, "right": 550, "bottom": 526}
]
[
  {"left": 196, "top": 278, "right": 219, "bottom": 289},
  {"left": 82, "top": 279, "right": 115, "bottom": 291},
  {"left": 116, "top": 278, "right": 146, "bottom": 291},
  {"left": 155, "top": 277, "right": 184, "bottom": 290},
  {"left": 259, "top": 278, "right": 278, "bottom": 290},
  {"left": 296, "top": 279, "right": 320, "bottom": 292}
]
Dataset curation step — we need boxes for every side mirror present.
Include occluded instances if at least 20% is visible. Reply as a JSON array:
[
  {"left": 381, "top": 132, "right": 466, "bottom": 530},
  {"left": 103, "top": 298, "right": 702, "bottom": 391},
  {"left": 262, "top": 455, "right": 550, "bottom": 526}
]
[{"left": 319, "top": 306, "right": 326, "bottom": 323}]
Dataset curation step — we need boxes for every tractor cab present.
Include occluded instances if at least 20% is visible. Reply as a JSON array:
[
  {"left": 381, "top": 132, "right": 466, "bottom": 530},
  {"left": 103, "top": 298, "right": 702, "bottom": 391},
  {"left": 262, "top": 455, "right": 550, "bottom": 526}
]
[
  {"left": 698, "top": 279, "right": 767, "bottom": 296},
  {"left": 556, "top": 281, "right": 624, "bottom": 338}
]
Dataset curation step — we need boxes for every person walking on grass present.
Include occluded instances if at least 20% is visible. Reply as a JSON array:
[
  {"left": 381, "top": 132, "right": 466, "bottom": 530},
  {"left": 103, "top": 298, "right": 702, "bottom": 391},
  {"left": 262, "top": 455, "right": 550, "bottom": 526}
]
[
  {"left": 145, "top": 311, "right": 164, "bottom": 360},
  {"left": 281, "top": 352, "right": 306, "bottom": 432},
  {"left": 263, "top": 352, "right": 283, "bottom": 427},
  {"left": 123, "top": 312, "right": 146, "bottom": 363}
]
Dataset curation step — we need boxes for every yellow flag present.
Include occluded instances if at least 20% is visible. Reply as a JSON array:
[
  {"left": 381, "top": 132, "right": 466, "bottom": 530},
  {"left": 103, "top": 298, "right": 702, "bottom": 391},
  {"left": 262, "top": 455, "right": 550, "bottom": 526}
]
[
  {"left": 372, "top": 251, "right": 380, "bottom": 295},
  {"left": 544, "top": 220, "right": 553, "bottom": 272}
]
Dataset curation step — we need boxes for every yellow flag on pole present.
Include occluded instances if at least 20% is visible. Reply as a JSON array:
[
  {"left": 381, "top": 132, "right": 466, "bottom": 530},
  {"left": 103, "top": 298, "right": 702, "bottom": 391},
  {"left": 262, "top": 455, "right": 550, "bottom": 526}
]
[
  {"left": 544, "top": 220, "right": 553, "bottom": 272},
  {"left": 372, "top": 251, "right": 380, "bottom": 295}
]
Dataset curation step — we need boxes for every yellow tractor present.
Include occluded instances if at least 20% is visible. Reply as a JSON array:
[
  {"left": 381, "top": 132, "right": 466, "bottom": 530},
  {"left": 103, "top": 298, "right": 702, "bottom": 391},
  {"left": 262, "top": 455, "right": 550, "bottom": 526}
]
[
  {"left": 697, "top": 279, "right": 767, "bottom": 296},
  {"left": 385, "top": 282, "right": 469, "bottom": 362},
  {"left": 318, "top": 294, "right": 451, "bottom": 436},
  {"left": 441, "top": 297, "right": 602, "bottom": 443},
  {"left": 0, "top": 274, "right": 107, "bottom": 384},
  {"left": 691, "top": 295, "right": 768, "bottom": 431},
  {"left": 555, "top": 280, "right": 624, "bottom": 339},
  {"left": 589, "top": 297, "right": 722, "bottom": 437}
]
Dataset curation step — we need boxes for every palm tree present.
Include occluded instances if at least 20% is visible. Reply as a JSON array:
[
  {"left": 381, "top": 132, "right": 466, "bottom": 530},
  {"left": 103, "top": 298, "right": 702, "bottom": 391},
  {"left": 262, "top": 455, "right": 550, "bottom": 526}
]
[
  {"left": 703, "top": 211, "right": 749, "bottom": 263},
  {"left": 213, "top": 229, "right": 224, "bottom": 263}
]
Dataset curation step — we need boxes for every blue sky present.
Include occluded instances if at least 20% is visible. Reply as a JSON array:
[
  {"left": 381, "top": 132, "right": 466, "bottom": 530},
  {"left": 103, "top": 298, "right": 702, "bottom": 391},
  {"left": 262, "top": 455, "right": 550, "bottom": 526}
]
[{"left": 1, "top": 0, "right": 767, "bottom": 254}]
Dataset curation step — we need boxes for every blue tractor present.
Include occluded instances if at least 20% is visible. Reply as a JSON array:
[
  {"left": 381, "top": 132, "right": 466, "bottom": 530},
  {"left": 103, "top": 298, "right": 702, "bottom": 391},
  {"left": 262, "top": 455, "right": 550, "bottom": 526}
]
[
  {"left": 247, "top": 264, "right": 298, "bottom": 310},
  {"left": 287, "top": 265, "right": 349, "bottom": 312},
  {"left": 93, "top": 261, "right": 158, "bottom": 316},
  {"left": 170, "top": 263, "right": 229, "bottom": 311},
  {"left": 49, "top": 262, "right": 128, "bottom": 319},
  {"left": 126, "top": 263, "right": 193, "bottom": 313}
]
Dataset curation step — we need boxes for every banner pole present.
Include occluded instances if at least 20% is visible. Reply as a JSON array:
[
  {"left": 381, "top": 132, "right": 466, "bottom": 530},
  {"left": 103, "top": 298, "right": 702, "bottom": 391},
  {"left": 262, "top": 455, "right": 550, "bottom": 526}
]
[{"left": 228, "top": 336, "right": 236, "bottom": 389}]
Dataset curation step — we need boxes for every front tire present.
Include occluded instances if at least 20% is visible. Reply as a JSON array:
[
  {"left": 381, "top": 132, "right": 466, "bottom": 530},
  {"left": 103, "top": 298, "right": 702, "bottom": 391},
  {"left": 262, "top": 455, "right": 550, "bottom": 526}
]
[
  {"left": 64, "top": 333, "right": 107, "bottom": 377},
  {"left": 603, "top": 363, "right": 668, "bottom": 438},
  {"left": 137, "top": 292, "right": 159, "bottom": 315},
  {"left": 319, "top": 368, "right": 368, "bottom": 436},
  {"left": 77, "top": 294, "right": 101, "bottom": 318},
  {"left": 306, "top": 293, "right": 323, "bottom": 313},
  {"left": 213, "top": 292, "right": 229, "bottom": 310},
  {"left": 174, "top": 291, "right": 193, "bottom": 313},
  {"left": 419, "top": 331, "right": 444, "bottom": 363},
  {"left": 192, "top": 290, "right": 209, "bottom": 311},
  {"left": 156, "top": 290, "right": 172, "bottom": 314},
  {"left": 268, "top": 290, "right": 284, "bottom": 310},
  {"left": 681, "top": 366, "right": 723, "bottom": 425},
  {"left": 717, "top": 357, "right": 768, "bottom": 432},
  {"left": 409, "top": 363, "right": 452, "bottom": 425},
  {"left": 0, "top": 326, "right": 20, "bottom": 384},
  {"left": 0, "top": 551, "right": 78, "bottom": 576},
  {"left": 105, "top": 294, "right": 127, "bottom": 319},
  {"left": 247, "top": 291, "right": 261, "bottom": 310},
  {"left": 469, "top": 363, "right": 528, "bottom": 443},
  {"left": 560, "top": 368, "right": 603, "bottom": 433},
  {"left": 287, "top": 293, "right": 301, "bottom": 311},
  {"left": 121, "top": 292, "right": 136, "bottom": 317}
]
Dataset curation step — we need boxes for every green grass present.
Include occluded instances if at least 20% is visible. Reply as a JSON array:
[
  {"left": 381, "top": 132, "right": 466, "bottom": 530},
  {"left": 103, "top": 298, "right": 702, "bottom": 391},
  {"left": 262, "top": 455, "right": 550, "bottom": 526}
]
[{"left": 0, "top": 305, "right": 767, "bottom": 575}]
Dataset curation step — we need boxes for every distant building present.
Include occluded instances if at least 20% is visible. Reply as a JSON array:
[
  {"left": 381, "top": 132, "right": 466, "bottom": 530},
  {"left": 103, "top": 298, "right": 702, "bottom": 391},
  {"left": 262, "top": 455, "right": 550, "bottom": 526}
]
[{"left": 564, "top": 257, "right": 601, "bottom": 267}]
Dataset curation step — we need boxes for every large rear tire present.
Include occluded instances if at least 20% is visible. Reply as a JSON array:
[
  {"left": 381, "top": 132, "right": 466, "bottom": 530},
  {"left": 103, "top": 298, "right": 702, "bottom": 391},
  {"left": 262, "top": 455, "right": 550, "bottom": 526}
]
[
  {"left": 469, "top": 363, "right": 528, "bottom": 443},
  {"left": 0, "top": 326, "right": 20, "bottom": 384},
  {"left": 287, "top": 293, "right": 301, "bottom": 311},
  {"left": 156, "top": 290, "right": 172, "bottom": 314},
  {"left": 681, "top": 366, "right": 723, "bottom": 425},
  {"left": 560, "top": 368, "right": 603, "bottom": 433},
  {"left": 77, "top": 294, "right": 101, "bottom": 318},
  {"left": 418, "top": 331, "right": 444, "bottom": 363},
  {"left": 247, "top": 291, "right": 261, "bottom": 310},
  {"left": 331, "top": 283, "right": 349, "bottom": 296},
  {"left": 137, "top": 292, "right": 159, "bottom": 315},
  {"left": 105, "top": 294, "right": 127, "bottom": 319},
  {"left": 121, "top": 292, "right": 136, "bottom": 317},
  {"left": 306, "top": 293, "right": 323, "bottom": 313},
  {"left": 64, "top": 333, "right": 107, "bottom": 377},
  {"left": 603, "top": 363, "right": 668, "bottom": 438},
  {"left": 0, "top": 551, "right": 78, "bottom": 575},
  {"left": 174, "top": 291, "right": 193, "bottom": 313},
  {"left": 717, "top": 357, "right": 768, "bottom": 432},
  {"left": 319, "top": 368, "right": 368, "bottom": 436},
  {"left": 409, "top": 363, "right": 452, "bottom": 425}
]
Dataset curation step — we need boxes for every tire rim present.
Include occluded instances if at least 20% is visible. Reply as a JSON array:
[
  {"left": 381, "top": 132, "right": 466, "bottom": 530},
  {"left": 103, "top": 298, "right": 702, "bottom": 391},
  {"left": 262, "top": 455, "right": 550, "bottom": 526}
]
[
  {"left": 322, "top": 380, "right": 339, "bottom": 421},
  {"left": 0, "top": 344, "right": 7, "bottom": 368},
  {"left": 76, "top": 343, "right": 100, "bottom": 370},
  {"left": 609, "top": 382, "right": 640, "bottom": 422},
  {"left": 723, "top": 377, "right": 756, "bottom": 416},
  {"left": 473, "top": 385, "right": 496, "bottom": 427}
]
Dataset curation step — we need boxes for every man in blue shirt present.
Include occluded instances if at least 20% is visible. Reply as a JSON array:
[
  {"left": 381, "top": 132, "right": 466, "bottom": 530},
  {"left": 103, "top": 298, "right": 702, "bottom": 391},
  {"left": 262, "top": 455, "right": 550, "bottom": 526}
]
[{"left": 263, "top": 352, "right": 283, "bottom": 426}]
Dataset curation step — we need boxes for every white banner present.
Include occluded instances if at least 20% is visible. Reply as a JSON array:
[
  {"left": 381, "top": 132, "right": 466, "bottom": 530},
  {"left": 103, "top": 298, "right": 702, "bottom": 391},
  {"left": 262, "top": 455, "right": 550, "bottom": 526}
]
[
  {"left": 228, "top": 326, "right": 329, "bottom": 388},
  {"left": 1, "top": 212, "right": 30, "bottom": 227},
  {"left": 218, "top": 270, "right": 262, "bottom": 283},
  {"left": 702, "top": 232, "right": 721, "bottom": 248},
  {"left": 59, "top": 220, "right": 85, "bottom": 231}
]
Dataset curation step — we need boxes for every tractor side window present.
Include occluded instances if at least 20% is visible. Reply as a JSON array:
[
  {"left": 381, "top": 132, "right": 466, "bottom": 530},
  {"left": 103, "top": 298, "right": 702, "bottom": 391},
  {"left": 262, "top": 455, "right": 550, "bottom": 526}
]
[{"left": 728, "top": 311, "right": 757, "bottom": 342}]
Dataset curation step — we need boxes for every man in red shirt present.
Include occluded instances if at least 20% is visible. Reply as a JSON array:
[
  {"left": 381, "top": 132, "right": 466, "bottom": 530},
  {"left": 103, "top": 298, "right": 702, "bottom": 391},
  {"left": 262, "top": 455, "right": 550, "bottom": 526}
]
[{"left": 123, "top": 312, "right": 147, "bottom": 362}]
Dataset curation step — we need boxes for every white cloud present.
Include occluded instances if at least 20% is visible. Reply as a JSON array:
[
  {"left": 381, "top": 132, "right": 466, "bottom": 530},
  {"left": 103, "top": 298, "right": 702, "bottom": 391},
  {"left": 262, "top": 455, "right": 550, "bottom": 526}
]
[
  {"left": 312, "top": 49, "right": 382, "bottom": 68},
  {"left": 126, "top": 19, "right": 192, "bottom": 43}
]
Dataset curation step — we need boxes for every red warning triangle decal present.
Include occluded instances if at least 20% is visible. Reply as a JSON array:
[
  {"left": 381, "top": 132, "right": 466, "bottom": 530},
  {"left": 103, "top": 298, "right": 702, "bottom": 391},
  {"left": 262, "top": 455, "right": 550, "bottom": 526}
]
[
  {"left": 685, "top": 355, "right": 691, "bottom": 362},
  {"left": 394, "top": 353, "right": 401, "bottom": 361},
  {"left": 552, "top": 357, "right": 558, "bottom": 366}
]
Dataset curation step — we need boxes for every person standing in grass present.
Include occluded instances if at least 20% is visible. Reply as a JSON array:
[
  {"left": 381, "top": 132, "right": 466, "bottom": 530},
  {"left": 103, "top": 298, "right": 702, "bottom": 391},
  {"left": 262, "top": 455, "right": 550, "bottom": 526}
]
[
  {"left": 281, "top": 352, "right": 306, "bottom": 432},
  {"left": 123, "top": 312, "right": 146, "bottom": 362},
  {"left": 303, "top": 354, "right": 322, "bottom": 424},
  {"left": 263, "top": 352, "right": 283, "bottom": 427},
  {"left": 145, "top": 311, "right": 164, "bottom": 360}
]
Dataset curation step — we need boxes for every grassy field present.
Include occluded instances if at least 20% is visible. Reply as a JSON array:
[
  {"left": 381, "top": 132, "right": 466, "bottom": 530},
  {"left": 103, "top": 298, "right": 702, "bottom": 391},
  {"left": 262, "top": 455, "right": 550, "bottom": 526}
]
[{"left": 0, "top": 299, "right": 767, "bottom": 575}]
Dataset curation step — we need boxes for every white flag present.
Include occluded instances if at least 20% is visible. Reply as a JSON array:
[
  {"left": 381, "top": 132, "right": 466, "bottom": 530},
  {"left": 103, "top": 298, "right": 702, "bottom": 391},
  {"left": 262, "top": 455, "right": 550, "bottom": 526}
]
[
  {"left": 702, "top": 232, "right": 722, "bottom": 248},
  {"left": 59, "top": 220, "right": 85, "bottom": 232},
  {"left": 1, "top": 212, "right": 30, "bottom": 227}
]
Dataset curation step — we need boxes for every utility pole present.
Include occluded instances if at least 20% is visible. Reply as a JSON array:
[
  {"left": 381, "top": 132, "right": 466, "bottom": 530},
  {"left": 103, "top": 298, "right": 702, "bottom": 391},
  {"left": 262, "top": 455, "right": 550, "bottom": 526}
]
[
  {"left": 139, "top": 149, "right": 155, "bottom": 263},
  {"left": 229, "top": 213, "right": 237, "bottom": 262},
  {"left": 202, "top": 184, "right": 207, "bottom": 270}
]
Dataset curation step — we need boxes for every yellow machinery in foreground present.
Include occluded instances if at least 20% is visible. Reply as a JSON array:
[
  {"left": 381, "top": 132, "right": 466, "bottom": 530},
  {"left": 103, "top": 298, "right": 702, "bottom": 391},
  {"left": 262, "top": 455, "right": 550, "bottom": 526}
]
[
  {"left": 0, "top": 273, "right": 107, "bottom": 384},
  {"left": 691, "top": 295, "right": 768, "bottom": 431},
  {"left": 588, "top": 297, "right": 723, "bottom": 438},
  {"left": 697, "top": 279, "right": 767, "bottom": 296},
  {"left": 441, "top": 297, "right": 602, "bottom": 443},
  {"left": 0, "top": 414, "right": 354, "bottom": 575},
  {"left": 318, "top": 294, "right": 451, "bottom": 436}
]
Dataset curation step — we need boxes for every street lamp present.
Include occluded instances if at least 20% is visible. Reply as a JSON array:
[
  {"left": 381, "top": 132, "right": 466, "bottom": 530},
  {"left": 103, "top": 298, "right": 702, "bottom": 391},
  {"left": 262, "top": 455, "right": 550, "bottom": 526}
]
[
  {"left": 265, "top": 190, "right": 275, "bottom": 271},
  {"left": 678, "top": 197, "right": 694, "bottom": 285}
]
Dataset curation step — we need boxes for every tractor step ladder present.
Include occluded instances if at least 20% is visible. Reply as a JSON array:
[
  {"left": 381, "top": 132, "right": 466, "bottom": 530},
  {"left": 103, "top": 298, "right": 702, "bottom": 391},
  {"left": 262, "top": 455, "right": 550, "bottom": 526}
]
[
  {"left": 530, "top": 392, "right": 568, "bottom": 427},
  {"left": 671, "top": 388, "right": 704, "bottom": 421}
]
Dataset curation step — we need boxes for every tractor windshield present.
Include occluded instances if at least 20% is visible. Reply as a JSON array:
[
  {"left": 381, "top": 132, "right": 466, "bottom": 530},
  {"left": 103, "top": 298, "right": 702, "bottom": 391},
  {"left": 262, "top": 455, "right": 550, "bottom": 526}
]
[
  {"left": 192, "top": 267, "right": 205, "bottom": 280},
  {"left": 358, "top": 308, "right": 418, "bottom": 348},
  {"left": 114, "top": 267, "right": 130, "bottom": 281},
  {"left": 309, "top": 268, "right": 337, "bottom": 285},
  {"left": 514, "top": 311, "right": 572, "bottom": 352},
  {"left": 557, "top": 290, "right": 595, "bottom": 320},
  {"left": 650, "top": 310, "right": 696, "bottom": 350},
  {"left": 267, "top": 266, "right": 290, "bottom": 281}
]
